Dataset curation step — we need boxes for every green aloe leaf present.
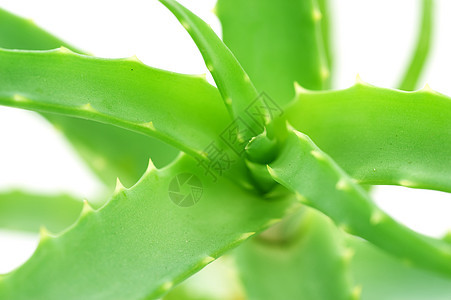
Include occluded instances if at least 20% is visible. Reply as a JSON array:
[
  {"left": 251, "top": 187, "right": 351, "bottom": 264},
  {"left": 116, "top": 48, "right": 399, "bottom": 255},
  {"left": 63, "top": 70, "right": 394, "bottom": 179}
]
[
  {"left": 0, "top": 155, "right": 295, "bottom": 299},
  {"left": 163, "top": 255, "right": 243, "bottom": 300},
  {"left": 317, "top": 0, "right": 332, "bottom": 72},
  {"left": 0, "top": 7, "right": 82, "bottom": 52},
  {"left": 0, "top": 47, "right": 254, "bottom": 185},
  {"left": 164, "top": 289, "right": 216, "bottom": 300},
  {"left": 159, "top": 0, "right": 269, "bottom": 141},
  {"left": 267, "top": 129, "right": 451, "bottom": 277},
  {"left": 235, "top": 208, "right": 353, "bottom": 300},
  {"left": 348, "top": 236, "right": 451, "bottom": 300},
  {"left": 216, "top": 0, "right": 331, "bottom": 106},
  {"left": 283, "top": 82, "right": 451, "bottom": 193},
  {"left": 0, "top": 48, "right": 234, "bottom": 165},
  {"left": 399, "top": 0, "right": 434, "bottom": 91},
  {"left": 0, "top": 7, "right": 179, "bottom": 187},
  {"left": 0, "top": 190, "right": 83, "bottom": 233},
  {"left": 43, "top": 116, "right": 179, "bottom": 187}
]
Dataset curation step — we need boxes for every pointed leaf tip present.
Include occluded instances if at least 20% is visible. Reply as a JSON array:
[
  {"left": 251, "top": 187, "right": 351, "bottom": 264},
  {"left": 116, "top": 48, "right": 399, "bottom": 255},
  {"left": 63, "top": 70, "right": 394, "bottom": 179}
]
[
  {"left": 145, "top": 158, "right": 157, "bottom": 174},
  {"left": 126, "top": 55, "right": 142, "bottom": 63},
  {"left": 39, "top": 226, "right": 53, "bottom": 240},
  {"left": 294, "top": 82, "right": 308, "bottom": 95},
  {"left": 80, "top": 103, "right": 96, "bottom": 112},
  {"left": 13, "top": 94, "right": 29, "bottom": 102},
  {"left": 355, "top": 73, "right": 364, "bottom": 85},
  {"left": 141, "top": 121, "right": 156, "bottom": 131},
  {"left": 193, "top": 73, "right": 207, "bottom": 81},
  {"left": 266, "top": 165, "right": 277, "bottom": 177},
  {"left": 114, "top": 178, "right": 126, "bottom": 195},
  {"left": 237, "top": 232, "right": 255, "bottom": 243},
  {"left": 420, "top": 83, "right": 435, "bottom": 94},
  {"left": 58, "top": 46, "right": 73, "bottom": 54},
  {"left": 292, "top": 128, "right": 309, "bottom": 140},
  {"left": 284, "top": 121, "right": 299, "bottom": 137},
  {"left": 81, "top": 199, "right": 94, "bottom": 216},
  {"left": 200, "top": 256, "right": 215, "bottom": 266}
]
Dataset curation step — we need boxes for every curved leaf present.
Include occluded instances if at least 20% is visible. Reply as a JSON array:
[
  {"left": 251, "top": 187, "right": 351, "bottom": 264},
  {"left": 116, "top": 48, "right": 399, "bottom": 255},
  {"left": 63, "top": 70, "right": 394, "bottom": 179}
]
[
  {"left": 0, "top": 155, "right": 295, "bottom": 299},
  {"left": 0, "top": 8, "right": 82, "bottom": 52},
  {"left": 317, "top": 0, "right": 333, "bottom": 72},
  {"left": 399, "top": 0, "right": 434, "bottom": 91},
  {"left": 0, "top": 190, "right": 83, "bottom": 233},
  {"left": 0, "top": 7, "right": 179, "bottom": 186},
  {"left": 235, "top": 208, "right": 353, "bottom": 300},
  {"left": 159, "top": 0, "right": 267, "bottom": 140},
  {"left": 0, "top": 48, "right": 238, "bottom": 166},
  {"left": 217, "top": 0, "right": 331, "bottom": 106},
  {"left": 283, "top": 82, "right": 451, "bottom": 193},
  {"left": 164, "top": 256, "right": 243, "bottom": 300},
  {"left": 43, "top": 115, "right": 179, "bottom": 187},
  {"left": 348, "top": 236, "right": 451, "bottom": 300},
  {"left": 268, "top": 129, "right": 451, "bottom": 277}
]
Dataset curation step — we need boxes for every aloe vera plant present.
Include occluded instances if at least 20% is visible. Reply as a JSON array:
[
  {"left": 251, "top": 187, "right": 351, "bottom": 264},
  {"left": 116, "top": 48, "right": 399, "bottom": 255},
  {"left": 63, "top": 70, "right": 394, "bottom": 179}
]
[{"left": 1, "top": 0, "right": 450, "bottom": 299}]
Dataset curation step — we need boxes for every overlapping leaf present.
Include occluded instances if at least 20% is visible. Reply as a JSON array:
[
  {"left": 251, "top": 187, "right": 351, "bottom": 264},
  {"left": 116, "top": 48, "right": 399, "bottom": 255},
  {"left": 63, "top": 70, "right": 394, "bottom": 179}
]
[
  {"left": 0, "top": 191, "right": 83, "bottom": 233},
  {"left": 399, "top": 0, "right": 434, "bottom": 91},
  {"left": 0, "top": 8, "right": 82, "bottom": 52},
  {"left": 159, "top": 0, "right": 267, "bottom": 141},
  {"left": 0, "top": 155, "right": 295, "bottom": 299},
  {"left": 268, "top": 129, "right": 451, "bottom": 276},
  {"left": 0, "top": 8, "right": 179, "bottom": 187},
  {"left": 283, "top": 82, "right": 451, "bottom": 193},
  {"left": 0, "top": 48, "right": 225, "bottom": 158},
  {"left": 349, "top": 236, "right": 451, "bottom": 300},
  {"left": 217, "top": 0, "right": 331, "bottom": 106},
  {"left": 235, "top": 208, "right": 353, "bottom": 300},
  {"left": 0, "top": 2, "right": 449, "bottom": 299},
  {"left": 0, "top": 48, "right": 257, "bottom": 183}
]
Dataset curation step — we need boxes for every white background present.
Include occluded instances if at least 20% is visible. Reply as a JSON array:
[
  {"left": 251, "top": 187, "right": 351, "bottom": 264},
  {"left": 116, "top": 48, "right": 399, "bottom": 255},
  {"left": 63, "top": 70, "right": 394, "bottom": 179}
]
[{"left": 0, "top": 0, "right": 450, "bottom": 274}]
